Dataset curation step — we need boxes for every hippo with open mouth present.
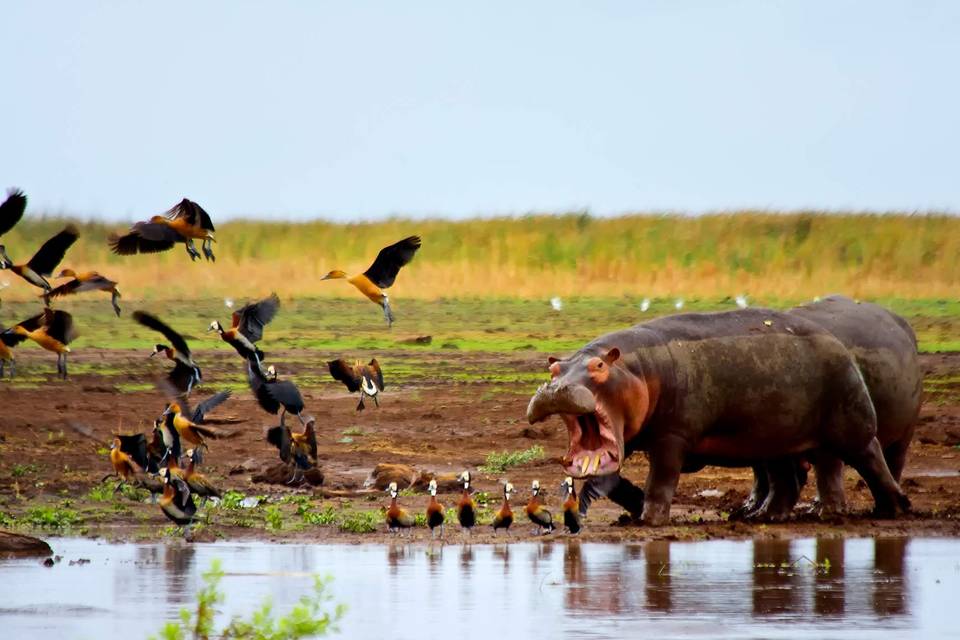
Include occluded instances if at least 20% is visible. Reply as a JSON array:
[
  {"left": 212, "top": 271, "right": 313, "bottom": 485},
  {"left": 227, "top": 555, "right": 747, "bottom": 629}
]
[{"left": 527, "top": 303, "right": 912, "bottom": 526}]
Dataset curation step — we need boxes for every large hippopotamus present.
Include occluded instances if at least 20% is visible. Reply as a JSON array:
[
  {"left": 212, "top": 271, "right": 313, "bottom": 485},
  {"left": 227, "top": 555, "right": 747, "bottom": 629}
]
[{"left": 526, "top": 297, "right": 915, "bottom": 525}]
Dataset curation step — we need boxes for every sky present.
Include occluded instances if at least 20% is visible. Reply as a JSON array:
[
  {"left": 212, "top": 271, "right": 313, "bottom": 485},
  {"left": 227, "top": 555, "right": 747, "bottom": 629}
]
[{"left": 1, "top": 2, "right": 958, "bottom": 221}]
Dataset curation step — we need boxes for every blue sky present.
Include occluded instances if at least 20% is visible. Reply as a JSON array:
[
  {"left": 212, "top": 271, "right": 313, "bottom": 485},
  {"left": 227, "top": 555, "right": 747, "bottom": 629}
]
[{"left": 1, "top": 2, "right": 958, "bottom": 221}]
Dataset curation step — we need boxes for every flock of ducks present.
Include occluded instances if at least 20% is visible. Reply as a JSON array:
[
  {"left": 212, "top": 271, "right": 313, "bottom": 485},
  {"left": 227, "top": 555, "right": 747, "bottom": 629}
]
[
  {"left": 5, "top": 188, "right": 590, "bottom": 538},
  {"left": 386, "top": 472, "right": 584, "bottom": 538}
]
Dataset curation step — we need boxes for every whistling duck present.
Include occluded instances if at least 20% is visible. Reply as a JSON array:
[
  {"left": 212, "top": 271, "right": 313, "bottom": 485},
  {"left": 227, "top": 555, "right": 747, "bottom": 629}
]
[
  {"left": 182, "top": 448, "right": 222, "bottom": 507},
  {"left": 248, "top": 361, "right": 306, "bottom": 426},
  {"left": 526, "top": 480, "right": 555, "bottom": 535},
  {"left": 153, "top": 413, "right": 182, "bottom": 465},
  {"left": 109, "top": 437, "right": 139, "bottom": 488},
  {"left": 159, "top": 469, "right": 198, "bottom": 527},
  {"left": 162, "top": 402, "right": 220, "bottom": 461},
  {"left": 134, "top": 310, "right": 202, "bottom": 396},
  {"left": 328, "top": 357, "right": 384, "bottom": 411},
  {"left": 0, "top": 189, "right": 27, "bottom": 240},
  {"left": 115, "top": 431, "right": 164, "bottom": 475},
  {"left": 321, "top": 235, "right": 421, "bottom": 327},
  {"left": 0, "top": 323, "right": 21, "bottom": 378},
  {"left": 386, "top": 481, "right": 416, "bottom": 534},
  {"left": 426, "top": 478, "right": 445, "bottom": 538},
  {"left": 5, "top": 308, "right": 77, "bottom": 378},
  {"left": 108, "top": 198, "right": 216, "bottom": 261},
  {"left": 0, "top": 224, "right": 78, "bottom": 294},
  {"left": 45, "top": 269, "right": 121, "bottom": 316},
  {"left": 266, "top": 418, "right": 318, "bottom": 483},
  {"left": 492, "top": 482, "right": 515, "bottom": 535},
  {"left": 561, "top": 477, "right": 582, "bottom": 534},
  {"left": 456, "top": 471, "right": 477, "bottom": 535},
  {"left": 208, "top": 292, "right": 279, "bottom": 370}
]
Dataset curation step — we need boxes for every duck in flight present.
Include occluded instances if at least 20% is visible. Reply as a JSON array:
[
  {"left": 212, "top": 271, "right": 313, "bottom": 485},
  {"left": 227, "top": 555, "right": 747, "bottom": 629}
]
[{"left": 108, "top": 198, "right": 216, "bottom": 262}]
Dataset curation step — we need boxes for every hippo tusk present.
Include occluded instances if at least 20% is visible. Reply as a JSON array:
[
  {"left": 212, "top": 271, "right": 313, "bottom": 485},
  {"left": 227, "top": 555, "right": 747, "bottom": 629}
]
[
  {"left": 526, "top": 382, "right": 596, "bottom": 424},
  {"left": 593, "top": 453, "right": 603, "bottom": 474},
  {"left": 580, "top": 456, "right": 590, "bottom": 476}
]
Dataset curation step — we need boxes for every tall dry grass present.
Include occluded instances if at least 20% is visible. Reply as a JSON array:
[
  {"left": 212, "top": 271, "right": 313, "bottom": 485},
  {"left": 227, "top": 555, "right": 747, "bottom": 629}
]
[{"left": 1, "top": 211, "right": 957, "bottom": 301}]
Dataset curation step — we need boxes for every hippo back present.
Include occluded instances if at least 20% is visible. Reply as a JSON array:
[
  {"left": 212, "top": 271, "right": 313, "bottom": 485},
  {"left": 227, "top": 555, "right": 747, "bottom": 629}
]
[{"left": 788, "top": 295, "right": 921, "bottom": 445}]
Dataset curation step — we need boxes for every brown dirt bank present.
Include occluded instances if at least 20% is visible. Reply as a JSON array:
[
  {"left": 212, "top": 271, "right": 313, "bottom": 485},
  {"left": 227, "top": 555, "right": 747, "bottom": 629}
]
[{"left": 0, "top": 349, "right": 958, "bottom": 544}]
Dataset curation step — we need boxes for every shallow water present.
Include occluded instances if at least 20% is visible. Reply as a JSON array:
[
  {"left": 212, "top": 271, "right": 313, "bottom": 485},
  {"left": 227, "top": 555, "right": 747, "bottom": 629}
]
[{"left": 1, "top": 537, "right": 958, "bottom": 639}]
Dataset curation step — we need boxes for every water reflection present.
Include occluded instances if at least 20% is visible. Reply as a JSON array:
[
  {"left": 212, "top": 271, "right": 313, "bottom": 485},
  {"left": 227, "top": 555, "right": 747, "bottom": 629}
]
[{"left": 0, "top": 537, "right": 946, "bottom": 640}]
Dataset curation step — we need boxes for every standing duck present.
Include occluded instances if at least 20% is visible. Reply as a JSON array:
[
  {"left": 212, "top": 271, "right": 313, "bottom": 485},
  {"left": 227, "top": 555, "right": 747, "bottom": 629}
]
[
  {"left": 386, "top": 481, "right": 416, "bottom": 534},
  {"left": 108, "top": 437, "right": 139, "bottom": 489},
  {"left": 44, "top": 269, "right": 122, "bottom": 316},
  {"left": 0, "top": 224, "right": 78, "bottom": 294},
  {"left": 134, "top": 311, "right": 202, "bottom": 396},
  {"left": 327, "top": 358, "right": 384, "bottom": 411},
  {"left": 492, "top": 482, "right": 515, "bottom": 535},
  {"left": 321, "top": 235, "right": 421, "bottom": 327},
  {"left": 208, "top": 292, "right": 279, "bottom": 370},
  {"left": 526, "top": 480, "right": 555, "bottom": 535},
  {"left": 266, "top": 418, "right": 318, "bottom": 483},
  {"left": 426, "top": 478, "right": 445, "bottom": 538},
  {"left": 182, "top": 448, "right": 222, "bottom": 507},
  {"left": 158, "top": 468, "right": 197, "bottom": 528},
  {"left": 456, "top": 471, "right": 477, "bottom": 535},
  {"left": 0, "top": 322, "right": 21, "bottom": 378},
  {"left": 5, "top": 308, "right": 77, "bottom": 378},
  {"left": 108, "top": 198, "right": 216, "bottom": 261},
  {"left": 247, "top": 361, "right": 306, "bottom": 426},
  {"left": 561, "top": 477, "right": 582, "bottom": 534}
]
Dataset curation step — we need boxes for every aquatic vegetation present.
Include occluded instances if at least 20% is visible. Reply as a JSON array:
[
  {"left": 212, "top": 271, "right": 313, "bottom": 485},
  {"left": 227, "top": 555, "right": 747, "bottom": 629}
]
[
  {"left": 264, "top": 505, "right": 284, "bottom": 531},
  {"left": 479, "top": 445, "right": 545, "bottom": 473},
  {"left": 11, "top": 463, "right": 39, "bottom": 478},
  {"left": 149, "top": 559, "right": 345, "bottom": 639},
  {"left": 22, "top": 505, "right": 81, "bottom": 530}
]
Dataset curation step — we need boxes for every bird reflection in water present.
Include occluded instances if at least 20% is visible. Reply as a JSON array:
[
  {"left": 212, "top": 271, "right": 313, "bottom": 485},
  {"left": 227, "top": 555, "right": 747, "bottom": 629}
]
[{"left": 162, "top": 544, "right": 196, "bottom": 608}]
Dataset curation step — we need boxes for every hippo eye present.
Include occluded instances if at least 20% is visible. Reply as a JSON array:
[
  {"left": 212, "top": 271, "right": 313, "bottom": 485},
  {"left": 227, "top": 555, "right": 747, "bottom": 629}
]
[{"left": 597, "top": 361, "right": 604, "bottom": 368}]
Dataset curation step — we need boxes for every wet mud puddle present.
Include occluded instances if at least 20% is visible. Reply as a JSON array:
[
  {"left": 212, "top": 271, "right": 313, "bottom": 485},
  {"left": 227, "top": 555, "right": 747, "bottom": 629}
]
[{"left": 1, "top": 537, "right": 958, "bottom": 639}]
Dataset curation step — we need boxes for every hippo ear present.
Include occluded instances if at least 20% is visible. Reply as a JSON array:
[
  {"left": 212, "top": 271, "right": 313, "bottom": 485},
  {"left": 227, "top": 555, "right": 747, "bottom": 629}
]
[
  {"left": 548, "top": 356, "right": 559, "bottom": 365},
  {"left": 602, "top": 348, "right": 621, "bottom": 365}
]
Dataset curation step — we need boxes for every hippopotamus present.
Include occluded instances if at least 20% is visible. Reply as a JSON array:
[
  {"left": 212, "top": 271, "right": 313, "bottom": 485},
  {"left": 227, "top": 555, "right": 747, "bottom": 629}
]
[{"left": 526, "top": 302, "right": 913, "bottom": 525}]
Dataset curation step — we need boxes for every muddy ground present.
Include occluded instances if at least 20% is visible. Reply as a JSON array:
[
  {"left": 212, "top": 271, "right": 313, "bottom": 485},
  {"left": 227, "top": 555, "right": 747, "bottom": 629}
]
[{"left": 1, "top": 347, "right": 959, "bottom": 544}]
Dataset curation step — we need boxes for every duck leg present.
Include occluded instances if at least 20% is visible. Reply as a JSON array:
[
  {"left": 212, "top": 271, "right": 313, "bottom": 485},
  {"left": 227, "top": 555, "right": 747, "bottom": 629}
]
[
  {"left": 356, "top": 393, "right": 365, "bottom": 412},
  {"left": 382, "top": 295, "right": 394, "bottom": 327},
  {"left": 184, "top": 240, "right": 201, "bottom": 261},
  {"left": 202, "top": 239, "right": 216, "bottom": 262},
  {"left": 111, "top": 289, "right": 122, "bottom": 317},
  {"left": 0, "top": 360, "right": 4, "bottom": 378}
]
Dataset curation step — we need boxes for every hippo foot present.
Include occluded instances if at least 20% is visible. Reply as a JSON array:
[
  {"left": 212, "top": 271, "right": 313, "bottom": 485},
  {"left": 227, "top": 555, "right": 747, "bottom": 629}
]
[
  {"left": 641, "top": 502, "right": 670, "bottom": 527},
  {"left": 744, "top": 505, "right": 792, "bottom": 523},
  {"left": 806, "top": 498, "right": 847, "bottom": 519},
  {"left": 871, "top": 493, "right": 911, "bottom": 519}
]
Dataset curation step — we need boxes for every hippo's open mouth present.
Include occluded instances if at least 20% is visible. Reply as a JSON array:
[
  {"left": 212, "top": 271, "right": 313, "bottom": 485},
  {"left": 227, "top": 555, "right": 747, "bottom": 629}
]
[{"left": 560, "top": 403, "right": 621, "bottom": 478}]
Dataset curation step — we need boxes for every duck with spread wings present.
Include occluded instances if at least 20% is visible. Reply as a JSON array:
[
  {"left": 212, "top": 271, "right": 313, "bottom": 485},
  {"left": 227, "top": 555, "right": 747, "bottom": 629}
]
[
  {"left": 133, "top": 310, "right": 202, "bottom": 396},
  {"left": 328, "top": 357, "right": 384, "bottom": 411},
  {"left": 108, "top": 198, "right": 216, "bottom": 262},
  {"left": 321, "top": 235, "right": 421, "bottom": 326}
]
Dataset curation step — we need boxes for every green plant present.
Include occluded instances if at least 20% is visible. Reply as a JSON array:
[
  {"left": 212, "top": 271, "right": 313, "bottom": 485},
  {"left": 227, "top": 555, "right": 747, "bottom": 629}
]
[
  {"left": 0, "top": 511, "right": 14, "bottom": 527},
  {"left": 264, "top": 505, "right": 284, "bottom": 531},
  {"left": 150, "top": 559, "right": 344, "bottom": 640},
  {"left": 219, "top": 490, "right": 247, "bottom": 511},
  {"left": 301, "top": 506, "right": 339, "bottom": 526},
  {"left": 11, "top": 463, "right": 39, "bottom": 478},
  {"left": 337, "top": 510, "right": 380, "bottom": 534},
  {"left": 23, "top": 505, "right": 81, "bottom": 530},
  {"left": 86, "top": 481, "right": 115, "bottom": 502},
  {"left": 478, "top": 445, "right": 545, "bottom": 473}
]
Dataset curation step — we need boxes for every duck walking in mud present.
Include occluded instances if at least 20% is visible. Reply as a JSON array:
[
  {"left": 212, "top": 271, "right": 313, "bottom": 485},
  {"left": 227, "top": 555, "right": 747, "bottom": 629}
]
[
  {"left": 492, "top": 482, "right": 515, "bottom": 535},
  {"left": 386, "top": 482, "right": 416, "bottom": 534},
  {"left": 526, "top": 480, "right": 554, "bottom": 535}
]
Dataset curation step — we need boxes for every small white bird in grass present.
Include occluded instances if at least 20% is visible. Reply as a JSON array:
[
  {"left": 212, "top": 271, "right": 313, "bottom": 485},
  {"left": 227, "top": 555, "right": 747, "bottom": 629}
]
[
  {"left": 735, "top": 295, "right": 748, "bottom": 309},
  {"left": 550, "top": 296, "right": 563, "bottom": 311},
  {"left": 674, "top": 298, "right": 684, "bottom": 310},
  {"left": 224, "top": 298, "right": 234, "bottom": 309},
  {"left": 639, "top": 298, "right": 651, "bottom": 312}
]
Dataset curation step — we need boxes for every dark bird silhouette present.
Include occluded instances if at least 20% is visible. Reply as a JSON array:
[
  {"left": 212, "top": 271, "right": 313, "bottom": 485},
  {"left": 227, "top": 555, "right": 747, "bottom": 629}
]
[
  {"left": 134, "top": 310, "right": 202, "bottom": 396},
  {"left": 0, "top": 188, "right": 27, "bottom": 238},
  {"left": 247, "top": 361, "right": 305, "bottom": 426},
  {"left": 209, "top": 292, "right": 279, "bottom": 370},
  {"left": 0, "top": 225, "right": 78, "bottom": 293},
  {"left": 327, "top": 357, "right": 384, "bottom": 410},
  {"left": 44, "top": 269, "right": 121, "bottom": 316},
  {"left": 3, "top": 308, "right": 77, "bottom": 378},
  {"left": 108, "top": 198, "right": 216, "bottom": 261},
  {"left": 321, "top": 235, "right": 421, "bottom": 326},
  {"left": 266, "top": 418, "right": 317, "bottom": 483}
]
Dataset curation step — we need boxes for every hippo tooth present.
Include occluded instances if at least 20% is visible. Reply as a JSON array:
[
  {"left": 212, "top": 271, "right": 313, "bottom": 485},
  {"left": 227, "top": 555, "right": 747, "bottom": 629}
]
[
  {"left": 580, "top": 456, "right": 590, "bottom": 476},
  {"left": 593, "top": 453, "right": 603, "bottom": 473}
]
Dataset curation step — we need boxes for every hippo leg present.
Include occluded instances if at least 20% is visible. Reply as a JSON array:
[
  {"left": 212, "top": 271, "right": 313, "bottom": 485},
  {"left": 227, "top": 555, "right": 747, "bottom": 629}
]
[
  {"left": 748, "top": 459, "right": 802, "bottom": 521},
  {"left": 883, "top": 431, "right": 914, "bottom": 482},
  {"left": 729, "top": 464, "right": 769, "bottom": 520},
  {"left": 841, "top": 437, "right": 910, "bottom": 518},
  {"left": 812, "top": 455, "right": 847, "bottom": 515},
  {"left": 579, "top": 474, "right": 645, "bottom": 518},
  {"left": 641, "top": 436, "right": 685, "bottom": 526}
]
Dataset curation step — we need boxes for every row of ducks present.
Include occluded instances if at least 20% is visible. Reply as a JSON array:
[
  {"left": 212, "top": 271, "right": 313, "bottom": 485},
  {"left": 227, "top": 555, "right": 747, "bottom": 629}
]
[
  {"left": 0, "top": 189, "right": 423, "bottom": 329},
  {"left": 387, "top": 472, "right": 584, "bottom": 537}
]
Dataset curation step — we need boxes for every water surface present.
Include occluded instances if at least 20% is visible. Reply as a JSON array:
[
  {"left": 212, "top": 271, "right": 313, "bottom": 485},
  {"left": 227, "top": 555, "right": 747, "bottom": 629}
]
[{"left": 1, "top": 537, "right": 958, "bottom": 639}]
